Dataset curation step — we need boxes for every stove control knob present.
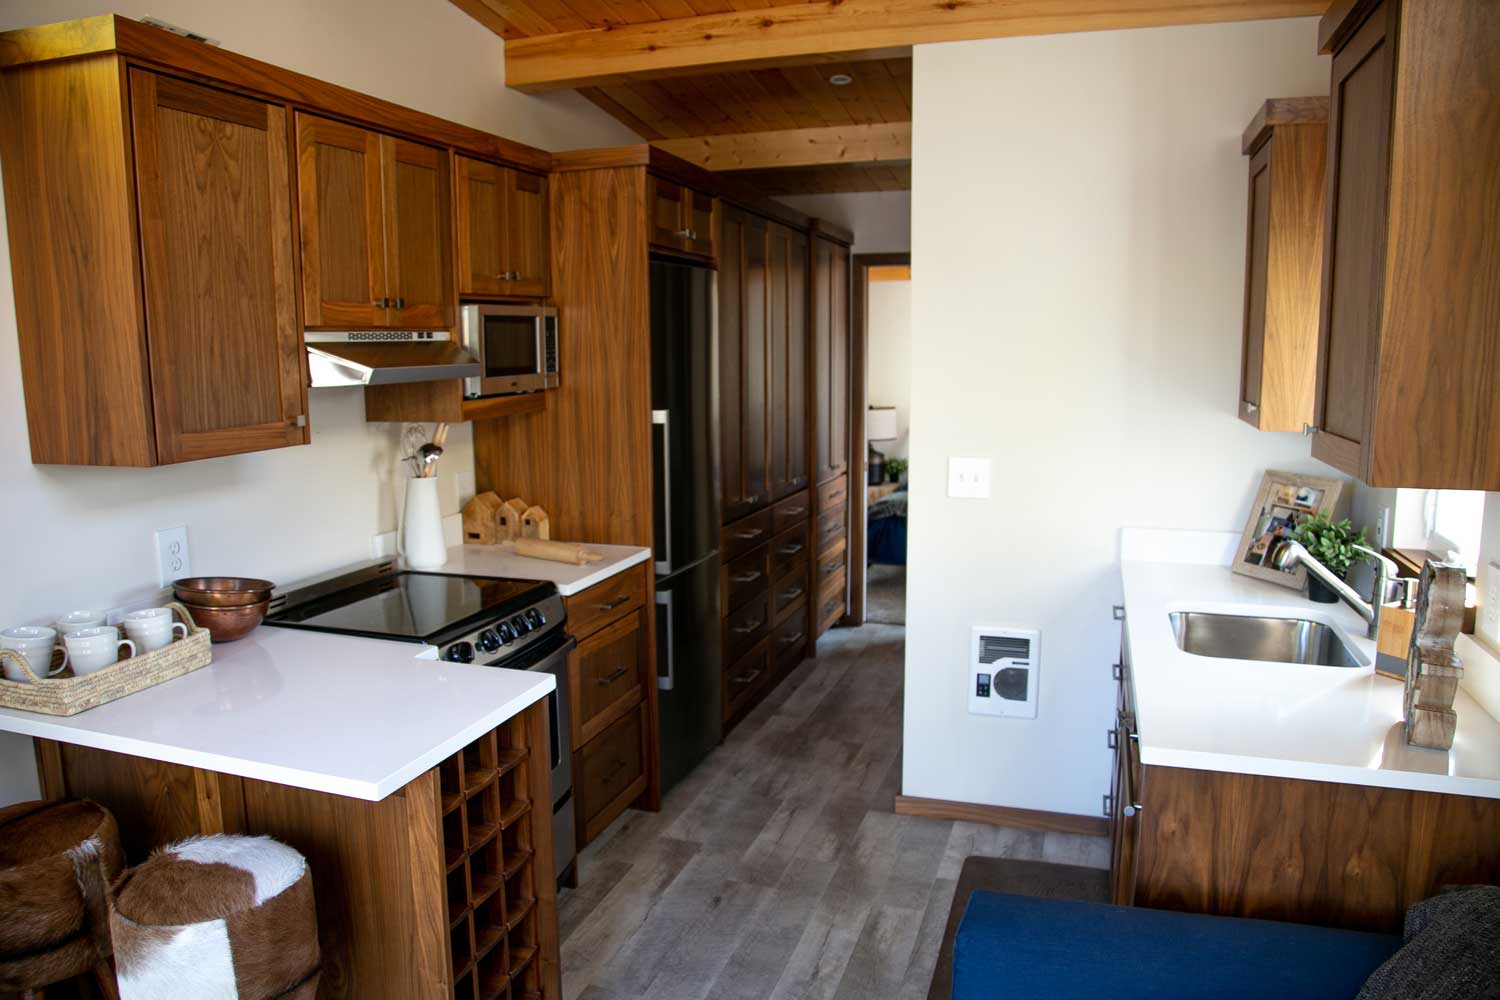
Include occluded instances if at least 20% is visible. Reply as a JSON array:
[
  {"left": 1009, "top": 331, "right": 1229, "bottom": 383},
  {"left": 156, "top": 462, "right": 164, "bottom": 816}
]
[
  {"left": 475, "top": 629, "right": 500, "bottom": 654},
  {"left": 525, "top": 609, "right": 543, "bottom": 630},
  {"left": 513, "top": 615, "right": 532, "bottom": 635},
  {"left": 444, "top": 641, "right": 474, "bottom": 664},
  {"left": 497, "top": 622, "right": 515, "bottom": 645}
]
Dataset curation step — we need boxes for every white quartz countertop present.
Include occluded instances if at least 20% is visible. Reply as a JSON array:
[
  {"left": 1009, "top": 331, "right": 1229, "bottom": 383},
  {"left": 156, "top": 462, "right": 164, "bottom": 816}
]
[
  {"left": 1121, "top": 533, "right": 1500, "bottom": 799},
  {"left": 0, "top": 627, "right": 554, "bottom": 801},
  {"left": 432, "top": 543, "right": 650, "bottom": 596}
]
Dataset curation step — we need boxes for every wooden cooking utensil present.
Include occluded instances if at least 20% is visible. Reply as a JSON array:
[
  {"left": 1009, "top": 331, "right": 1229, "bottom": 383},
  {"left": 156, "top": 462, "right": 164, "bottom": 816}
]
[{"left": 505, "top": 538, "right": 605, "bottom": 566}]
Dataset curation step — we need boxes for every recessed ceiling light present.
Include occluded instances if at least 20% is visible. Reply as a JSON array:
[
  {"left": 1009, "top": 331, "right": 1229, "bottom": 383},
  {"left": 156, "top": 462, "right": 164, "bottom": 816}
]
[{"left": 829, "top": 73, "right": 853, "bottom": 86}]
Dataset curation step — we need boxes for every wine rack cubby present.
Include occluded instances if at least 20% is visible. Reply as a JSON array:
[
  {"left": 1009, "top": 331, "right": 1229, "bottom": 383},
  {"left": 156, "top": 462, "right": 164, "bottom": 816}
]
[{"left": 439, "top": 715, "right": 546, "bottom": 1000}]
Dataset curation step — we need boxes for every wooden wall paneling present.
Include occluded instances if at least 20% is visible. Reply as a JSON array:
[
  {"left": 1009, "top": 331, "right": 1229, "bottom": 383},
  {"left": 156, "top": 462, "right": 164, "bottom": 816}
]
[
  {"left": 0, "top": 54, "right": 157, "bottom": 466},
  {"left": 130, "top": 69, "right": 308, "bottom": 463}
]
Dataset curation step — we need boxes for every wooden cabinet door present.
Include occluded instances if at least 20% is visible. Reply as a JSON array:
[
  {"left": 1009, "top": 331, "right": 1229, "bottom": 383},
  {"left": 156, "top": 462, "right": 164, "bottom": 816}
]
[
  {"left": 1313, "top": 2, "right": 1395, "bottom": 478},
  {"left": 719, "top": 206, "right": 747, "bottom": 519},
  {"left": 649, "top": 176, "right": 687, "bottom": 251},
  {"left": 130, "top": 71, "right": 307, "bottom": 464},
  {"left": 719, "top": 206, "right": 771, "bottom": 521},
  {"left": 502, "top": 169, "right": 549, "bottom": 298},
  {"left": 684, "top": 188, "right": 717, "bottom": 259},
  {"left": 742, "top": 214, "right": 771, "bottom": 511},
  {"left": 383, "top": 136, "right": 452, "bottom": 329},
  {"left": 455, "top": 155, "right": 506, "bottom": 296},
  {"left": 813, "top": 235, "right": 850, "bottom": 484},
  {"left": 768, "top": 223, "right": 809, "bottom": 499},
  {"left": 295, "top": 113, "right": 387, "bottom": 328}
]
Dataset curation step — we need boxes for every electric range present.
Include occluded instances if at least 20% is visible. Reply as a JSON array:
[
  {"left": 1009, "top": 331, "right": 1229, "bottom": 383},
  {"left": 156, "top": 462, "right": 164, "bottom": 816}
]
[{"left": 262, "top": 559, "right": 576, "bottom": 882}]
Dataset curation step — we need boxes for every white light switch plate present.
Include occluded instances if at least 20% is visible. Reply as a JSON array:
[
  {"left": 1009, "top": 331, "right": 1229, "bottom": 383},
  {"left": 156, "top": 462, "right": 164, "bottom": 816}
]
[
  {"left": 948, "top": 457, "right": 991, "bottom": 499},
  {"left": 1482, "top": 562, "right": 1500, "bottom": 648}
]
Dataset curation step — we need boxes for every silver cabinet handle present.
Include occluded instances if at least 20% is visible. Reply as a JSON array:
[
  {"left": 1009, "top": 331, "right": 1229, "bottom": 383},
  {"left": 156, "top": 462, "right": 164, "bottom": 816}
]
[
  {"left": 779, "top": 585, "right": 804, "bottom": 601},
  {"left": 592, "top": 595, "right": 630, "bottom": 611},
  {"left": 1244, "top": 401, "right": 1258, "bottom": 412},
  {"left": 653, "top": 409, "right": 673, "bottom": 576},
  {"left": 776, "top": 543, "right": 804, "bottom": 557},
  {"left": 393, "top": 297, "right": 406, "bottom": 309},
  {"left": 732, "top": 528, "right": 764, "bottom": 541},
  {"left": 778, "top": 631, "right": 804, "bottom": 647},
  {"left": 1302, "top": 423, "right": 1320, "bottom": 436},
  {"left": 731, "top": 668, "right": 762, "bottom": 687},
  {"left": 656, "top": 589, "right": 674, "bottom": 691},
  {"left": 676, "top": 228, "right": 693, "bottom": 239},
  {"left": 732, "top": 619, "right": 763, "bottom": 634},
  {"left": 1121, "top": 725, "right": 1144, "bottom": 816},
  {"left": 1112, "top": 662, "right": 1123, "bottom": 682},
  {"left": 597, "top": 667, "right": 630, "bottom": 685},
  {"left": 780, "top": 507, "right": 805, "bottom": 517},
  {"left": 730, "top": 571, "right": 762, "bottom": 584}
]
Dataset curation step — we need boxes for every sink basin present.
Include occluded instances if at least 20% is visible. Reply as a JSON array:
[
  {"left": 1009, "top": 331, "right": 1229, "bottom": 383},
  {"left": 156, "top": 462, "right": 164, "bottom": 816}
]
[{"left": 1168, "top": 611, "right": 1363, "bottom": 668}]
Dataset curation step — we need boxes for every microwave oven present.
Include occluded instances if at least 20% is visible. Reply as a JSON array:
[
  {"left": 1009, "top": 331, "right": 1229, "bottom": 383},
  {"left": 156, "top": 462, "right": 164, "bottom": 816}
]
[{"left": 458, "top": 303, "right": 559, "bottom": 398}]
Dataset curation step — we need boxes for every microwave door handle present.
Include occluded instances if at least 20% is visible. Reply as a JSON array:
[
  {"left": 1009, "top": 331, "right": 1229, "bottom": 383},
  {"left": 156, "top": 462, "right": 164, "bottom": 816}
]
[
  {"left": 656, "top": 589, "right": 675, "bottom": 691},
  {"left": 653, "top": 409, "right": 673, "bottom": 576}
]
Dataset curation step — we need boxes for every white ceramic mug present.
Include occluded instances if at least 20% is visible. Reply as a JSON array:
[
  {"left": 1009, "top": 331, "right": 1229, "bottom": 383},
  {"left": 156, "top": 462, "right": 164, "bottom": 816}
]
[
  {"left": 63, "top": 626, "right": 134, "bottom": 676},
  {"left": 0, "top": 626, "right": 68, "bottom": 682},
  {"left": 54, "top": 609, "right": 107, "bottom": 633},
  {"left": 123, "top": 608, "right": 188, "bottom": 653}
]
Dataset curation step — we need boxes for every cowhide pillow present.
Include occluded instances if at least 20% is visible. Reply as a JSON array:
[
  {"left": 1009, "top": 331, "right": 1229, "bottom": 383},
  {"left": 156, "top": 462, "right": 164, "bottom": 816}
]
[{"left": 110, "top": 835, "right": 320, "bottom": 1000}]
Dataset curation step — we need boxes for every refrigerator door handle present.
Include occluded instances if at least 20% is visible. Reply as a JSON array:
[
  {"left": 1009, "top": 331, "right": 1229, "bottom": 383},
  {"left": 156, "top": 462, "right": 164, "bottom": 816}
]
[
  {"left": 653, "top": 408, "right": 673, "bottom": 576},
  {"left": 656, "top": 589, "right": 675, "bottom": 690}
]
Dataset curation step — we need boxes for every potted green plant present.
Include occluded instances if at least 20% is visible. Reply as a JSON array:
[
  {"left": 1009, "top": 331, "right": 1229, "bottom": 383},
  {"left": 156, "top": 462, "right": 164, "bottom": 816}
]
[
  {"left": 1288, "top": 513, "right": 1369, "bottom": 603},
  {"left": 885, "top": 458, "right": 908, "bottom": 484}
]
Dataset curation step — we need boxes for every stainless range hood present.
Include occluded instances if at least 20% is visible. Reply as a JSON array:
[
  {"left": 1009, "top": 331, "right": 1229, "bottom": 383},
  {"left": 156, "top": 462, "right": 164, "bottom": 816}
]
[{"left": 305, "top": 331, "right": 481, "bottom": 387}]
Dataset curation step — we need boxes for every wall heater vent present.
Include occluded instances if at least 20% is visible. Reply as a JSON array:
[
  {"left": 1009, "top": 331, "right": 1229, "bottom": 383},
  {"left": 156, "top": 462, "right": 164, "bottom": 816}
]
[{"left": 969, "top": 626, "right": 1039, "bottom": 719}]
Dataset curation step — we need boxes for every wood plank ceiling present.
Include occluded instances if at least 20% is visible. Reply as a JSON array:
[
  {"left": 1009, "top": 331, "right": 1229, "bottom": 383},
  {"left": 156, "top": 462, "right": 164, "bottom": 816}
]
[{"left": 450, "top": 0, "right": 1325, "bottom": 197}]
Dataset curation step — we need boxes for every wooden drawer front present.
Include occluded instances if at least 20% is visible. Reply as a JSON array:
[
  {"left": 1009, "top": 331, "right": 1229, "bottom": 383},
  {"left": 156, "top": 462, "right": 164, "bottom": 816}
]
[
  {"left": 771, "top": 562, "right": 808, "bottom": 619},
  {"left": 565, "top": 563, "right": 647, "bottom": 640},
  {"left": 816, "top": 535, "right": 847, "bottom": 593},
  {"left": 723, "top": 544, "right": 770, "bottom": 613},
  {"left": 724, "top": 589, "right": 771, "bottom": 664},
  {"left": 817, "top": 474, "right": 848, "bottom": 512},
  {"left": 722, "top": 508, "right": 773, "bottom": 562},
  {"left": 771, "top": 601, "right": 808, "bottom": 674},
  {"left": 769, "top": 524, "right": 810, "bottom": 581},
  {"left": 570, "top": 610, "right": 645, "bottom": 751},
  {"left": 772, "top": 490, "right": 811, "bottom": 534},
  {"left": 816, "top": 503, "right": 846, "bottom": 554},
  {"left": 724, "top": 639, "right": 770, "bottom": 721},
  {"left": 817, "top": 583, "right": 846, "bottom": 635},
  {"left": 578, "top": 703, "right": 647, "bottom": 842}
]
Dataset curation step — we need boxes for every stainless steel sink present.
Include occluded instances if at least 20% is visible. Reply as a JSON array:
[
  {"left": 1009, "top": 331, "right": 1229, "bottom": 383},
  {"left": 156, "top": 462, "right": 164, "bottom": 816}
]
[{"left": 1168, "top": 611, "right": 1363, "bottom": 668}]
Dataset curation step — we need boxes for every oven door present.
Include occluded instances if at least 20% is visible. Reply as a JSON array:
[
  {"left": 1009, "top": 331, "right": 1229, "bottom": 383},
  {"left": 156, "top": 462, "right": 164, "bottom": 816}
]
[{"left": 462, "top": 306, "right": 548, "bottom": 398}]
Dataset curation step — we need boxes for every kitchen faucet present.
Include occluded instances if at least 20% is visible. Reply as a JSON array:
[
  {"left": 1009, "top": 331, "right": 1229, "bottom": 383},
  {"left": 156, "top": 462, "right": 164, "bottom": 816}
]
[{"left": 1273, "top": 541, "right": 1401, "bottom": 640}]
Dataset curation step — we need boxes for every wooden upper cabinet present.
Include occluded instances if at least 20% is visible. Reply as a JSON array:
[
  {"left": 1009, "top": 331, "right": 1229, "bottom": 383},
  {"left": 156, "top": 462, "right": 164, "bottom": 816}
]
[
  {"left": 1312, "top": 0, "right": 1500, "bottom": 488},
  {"left": 719, "top": 204, "right": 772, "bottom": 521},
  {"left": 295, "top": 113, "right": 452, "bottom": 330},
  {"left": 131, "top": 71, "right": 308, "bottom": 464},
  {"left": 1238, "top": 99, "right": 1327, "bottom": 433},
  {"left": 813, "top": 233, "right": 851, "bottom": 485},
  {"left": 649, "top": 175, "right": 717, "bottom": 261},
  {"left": 456, "top": 155, "right": 549, "bottom": 299},
  {"left": 768, "top": 222, "right": 809, "bottom": 500}
]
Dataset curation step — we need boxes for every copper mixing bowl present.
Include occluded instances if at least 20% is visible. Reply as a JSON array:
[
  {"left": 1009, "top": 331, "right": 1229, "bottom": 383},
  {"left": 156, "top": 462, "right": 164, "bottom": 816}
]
[
  {"left": 179, "top": 599, "right": 269, "bottom": 643},
  {"left": 173, "top": 577, "right": 275, "bottom": 608}
]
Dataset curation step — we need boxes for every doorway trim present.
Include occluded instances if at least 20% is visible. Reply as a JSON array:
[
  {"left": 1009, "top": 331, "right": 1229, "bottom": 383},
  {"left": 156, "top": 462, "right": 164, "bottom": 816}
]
[{"left": 846, "top": 251, "right": 911, "bottom": 625}]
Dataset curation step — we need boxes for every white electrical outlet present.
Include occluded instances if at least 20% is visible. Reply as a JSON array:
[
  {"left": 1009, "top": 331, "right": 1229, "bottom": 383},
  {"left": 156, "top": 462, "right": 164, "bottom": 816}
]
[
  {"left": 948, "top": 457, "right": 991, "bottom": 499},
  {"left": 1482, "top": 562, "right": 1500, "bottom": 648},
  {"left": 155, "top": 526, "right": 191, "bottom": 587}
]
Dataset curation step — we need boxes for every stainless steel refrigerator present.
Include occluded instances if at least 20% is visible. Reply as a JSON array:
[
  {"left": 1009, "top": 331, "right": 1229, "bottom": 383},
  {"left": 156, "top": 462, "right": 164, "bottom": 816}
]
[{"left": 651, "top": 258, "right": 723, "bottom": 794}]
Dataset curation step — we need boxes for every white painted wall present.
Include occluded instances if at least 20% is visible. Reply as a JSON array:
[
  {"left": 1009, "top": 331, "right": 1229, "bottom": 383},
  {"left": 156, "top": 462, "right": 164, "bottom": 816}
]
[
  {"left": 0, "top": 0, "right": 639, "bottom": 806},
  {"left": 867, "top": 280, "right": 913, "bottom": 462},
  {"left": 777, "top": 191, "right": 912, "bottom": 254},
  {"left": 904, "top": 19, "right": 1335, "bottom": 817}
]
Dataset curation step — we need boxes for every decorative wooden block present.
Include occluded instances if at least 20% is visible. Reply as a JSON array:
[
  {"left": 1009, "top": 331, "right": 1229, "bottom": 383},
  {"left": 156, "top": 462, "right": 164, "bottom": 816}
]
[
  {"left": 498, "top": 498, "right": 528, "bottom": 541},
  {"left": 1404, "top": 561, "right": 1466, "bottom": 750},
  {"left": 461, "top": 492, "right": 503, "bottom": 545},
  {"left": 521, "top": 505, "right": 550, "bottom": 541}
]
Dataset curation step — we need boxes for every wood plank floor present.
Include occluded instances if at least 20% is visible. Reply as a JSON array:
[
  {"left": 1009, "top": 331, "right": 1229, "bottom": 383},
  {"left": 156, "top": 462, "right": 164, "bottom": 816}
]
[{"left": 558, "top": 623, "right": 1110, "bottom": 1000}]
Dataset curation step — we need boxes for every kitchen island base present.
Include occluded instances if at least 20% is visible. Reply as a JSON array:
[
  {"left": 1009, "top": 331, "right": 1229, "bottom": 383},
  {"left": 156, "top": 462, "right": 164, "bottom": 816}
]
[{"left": 34, "top": 701, "right": 559, "bottom": 1000}]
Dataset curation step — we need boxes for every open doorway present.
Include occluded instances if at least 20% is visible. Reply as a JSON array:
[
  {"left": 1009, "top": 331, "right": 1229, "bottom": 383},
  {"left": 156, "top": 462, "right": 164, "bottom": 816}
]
[{"left": 850, "top": 253, "right": 912, "bottom": 626}]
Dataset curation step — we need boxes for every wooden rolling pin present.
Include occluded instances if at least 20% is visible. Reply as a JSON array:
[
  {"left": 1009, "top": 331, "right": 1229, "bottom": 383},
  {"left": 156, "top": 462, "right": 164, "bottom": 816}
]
[{"left": 504, "top": 538, "right": 605, "bottom": 566}]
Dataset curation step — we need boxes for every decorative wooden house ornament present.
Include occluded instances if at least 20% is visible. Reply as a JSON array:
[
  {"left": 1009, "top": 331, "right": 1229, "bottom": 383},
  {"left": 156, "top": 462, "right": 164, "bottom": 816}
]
[
  {"left": 1404, "top": 560, "right": 1466, "bottom": 751},
  {"left": 521, "top": 505, "right": 550, "bottom": 540},
  {"left": 461, "top": 492, "right": 503, "bottom": 544},
  {"left": 498, "top": 498, "right": 529, "bottom": 541}
]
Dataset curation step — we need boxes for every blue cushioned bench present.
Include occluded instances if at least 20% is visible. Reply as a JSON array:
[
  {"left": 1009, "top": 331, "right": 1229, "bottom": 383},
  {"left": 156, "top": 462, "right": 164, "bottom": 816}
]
[{"left": 953, "top": 890, "right": 1400, "bottom": 1000}]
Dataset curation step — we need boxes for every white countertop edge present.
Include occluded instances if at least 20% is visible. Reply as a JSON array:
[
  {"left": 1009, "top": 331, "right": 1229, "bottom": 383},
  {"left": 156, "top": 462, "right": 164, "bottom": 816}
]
[
  {"left": 549, "top": 546, "right": 651, "bottom": 596},
  {"left": 431, "top": 543, "right": 651, "bottom": 596},
  {"left": 1136, "top": 742, "right": 1499, "bottom": 799},
  {"left": 6, "top": 672, "right": 554, "bottom": 802}
]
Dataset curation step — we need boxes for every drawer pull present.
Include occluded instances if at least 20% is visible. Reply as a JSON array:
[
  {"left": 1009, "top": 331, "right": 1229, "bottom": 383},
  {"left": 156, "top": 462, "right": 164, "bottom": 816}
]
[
  {"left": 744, "top": 495, "right": 761, "bottom": 505},
  {"left": 731, "top": 669, "right": 763, "bottom": 687},
  {"left": 732, "top": 619, "right": 763, "bottom": 635},
  {"left": 778, "top": 631, "right": 805, "bottom": 647},
  {"left": 730, "top": 571, "right": 763, "bottom": 584},
  {"left": 597, "top": 667, "right": 630, "bottom": 685},
  {"left": 776, "top": 543, "right": 804, "bottom": 557},
  {"left": 779, "top": 585, "right": 805, "bottom": 601},
  {"left": 732, "top": 528, "right": 765, "bottom": 541},
  {"left": 592, "top": 595, "right": 631, "bottom": 611},
  {"left": 821, "top": 561, "right": 840, "bottom": 577},
  {"left": 780, "top": 506, "right": 805, "bottom": 517}
]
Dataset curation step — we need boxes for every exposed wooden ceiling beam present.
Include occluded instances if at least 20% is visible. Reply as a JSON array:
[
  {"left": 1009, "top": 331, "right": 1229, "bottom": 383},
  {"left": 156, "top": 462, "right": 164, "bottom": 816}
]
[
  {"left": 502, "top": 0, "right": 1327, "bottom": 92},
  {"left": 722, "top": 161, "right": 912, "bottom": 196},
  {"left": 652, "top": 122, "right": 910, "bottom": 171}
]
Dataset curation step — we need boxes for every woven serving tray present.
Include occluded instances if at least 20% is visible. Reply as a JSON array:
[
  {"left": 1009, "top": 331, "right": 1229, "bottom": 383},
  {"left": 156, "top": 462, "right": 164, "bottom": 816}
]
[{"left": 0, "top": 603, "right": 212, "bottom": 716}]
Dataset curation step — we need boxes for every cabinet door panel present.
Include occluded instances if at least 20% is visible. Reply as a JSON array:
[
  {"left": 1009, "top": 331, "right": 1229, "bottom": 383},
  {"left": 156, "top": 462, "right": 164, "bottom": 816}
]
[
  {"left": 295, "top": 113, "right": 386, "bottom": 327},
  {"left": 786, "top": 234, "right": 809, "bottom": 492},
  {"left": 719, "top": 208, "right": 746, "bottom": 518},
  {"left": 768, "top": 224, "right": 792, "bottom": 499},
  {"left": 813, "top": 236, "right": 851, "bottom": 484},
  {"left": 384, "top": 136, "right": 451, "bottom": 329},
  {"left": 1315, "top": 7, "right": 1393, "bottom": 473},
  {"left": 684, "top": 189, "right": 716, "bottom": 259},
  {"left": 502, "top": 169, "right": 548, "bottom": 297},
  {"left": 649, "top": 177, "right": 686, "bottom": 250},
  {"left": 131, "top": 71, "right": 306, "bottom": 464},
  {"left": 743, "top": 217, "right": 770, "bottom": 510},
  {"left": 455, "top": 155, "right": 504, "bottom": 296}
]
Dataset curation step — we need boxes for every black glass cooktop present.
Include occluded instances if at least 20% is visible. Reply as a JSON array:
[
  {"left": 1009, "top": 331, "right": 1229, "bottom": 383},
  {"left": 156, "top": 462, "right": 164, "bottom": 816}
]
[{"left": 263, "top": 572, "right": 554, "bottom": 644}]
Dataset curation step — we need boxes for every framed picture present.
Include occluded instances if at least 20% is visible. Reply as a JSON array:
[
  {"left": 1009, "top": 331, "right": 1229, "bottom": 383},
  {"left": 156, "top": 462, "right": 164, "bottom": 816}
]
[{"left": 1233, "top": 470, "right": 1348, "bottom": 589}]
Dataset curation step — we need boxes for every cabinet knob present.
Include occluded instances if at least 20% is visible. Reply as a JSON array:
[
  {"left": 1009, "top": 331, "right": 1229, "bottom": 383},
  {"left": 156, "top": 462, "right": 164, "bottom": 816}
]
[
  {"left": 374, "top": 297, "right": 390, "bottom": 308},
  {"left": 1302, "top": 423, "right": 1320, "bottom": 437},
  {"left": 393, "top": 297, "right": 406, "bottom": 309},
  {"left": 1244, "top": 402, "right": 1258, "bottom": 413}
]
